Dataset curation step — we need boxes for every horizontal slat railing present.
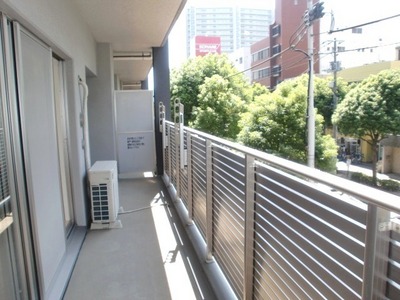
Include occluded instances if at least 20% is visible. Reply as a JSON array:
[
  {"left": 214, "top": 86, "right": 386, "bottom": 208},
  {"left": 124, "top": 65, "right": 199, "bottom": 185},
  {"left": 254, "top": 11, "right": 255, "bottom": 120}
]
[
  {"left": 386, "top": 219, "right": 400, "bottom": 298},
  {"left": 162, "top": 120, "right": 400, "bottom": 300}
]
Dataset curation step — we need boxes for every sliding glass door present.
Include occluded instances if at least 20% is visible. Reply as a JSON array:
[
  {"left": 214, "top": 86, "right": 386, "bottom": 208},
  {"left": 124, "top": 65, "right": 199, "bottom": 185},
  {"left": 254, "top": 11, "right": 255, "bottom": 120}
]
[{"left": 0, "top": 16, "right": 31, "bottom": 300}]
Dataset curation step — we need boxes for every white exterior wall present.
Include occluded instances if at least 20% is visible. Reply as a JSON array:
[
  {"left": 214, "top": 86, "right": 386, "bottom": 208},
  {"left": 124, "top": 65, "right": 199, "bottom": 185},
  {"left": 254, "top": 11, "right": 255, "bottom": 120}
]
[
  {"left": 87, "top": 43, "right": 116, "bottom": 163},
  {"left": 0, "top": 0, "right": 97, "bottom": 227},
  {"left": 0, "top": 0, "right": 96, "bottom": 72},
  {"left": 0, "top": 1, "right": 99, "bottom": 299},
  {"left": 392, "top": 147, "right": 400, "bottom": 174}
]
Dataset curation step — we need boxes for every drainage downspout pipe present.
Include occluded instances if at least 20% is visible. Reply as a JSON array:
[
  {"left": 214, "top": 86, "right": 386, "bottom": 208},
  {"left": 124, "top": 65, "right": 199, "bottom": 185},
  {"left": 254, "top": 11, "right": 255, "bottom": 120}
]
[{"left": 78, "top": 77, "right": 91, "bottom": 173}]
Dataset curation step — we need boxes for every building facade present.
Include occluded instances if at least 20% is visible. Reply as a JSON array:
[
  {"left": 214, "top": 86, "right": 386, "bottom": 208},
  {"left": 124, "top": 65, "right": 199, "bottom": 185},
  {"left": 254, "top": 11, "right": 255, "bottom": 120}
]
[
  {"left": 229, "top": 47, "right": 252, "bottom": 81},
  {"left": 186, "top": 1, "right": 273, "bottom": 57},
  {"left": 0, "top": 0, "right": 182, "bottom": 299},
  {"left": 251, "top": 0, "right": 320, "bottom": 89}
]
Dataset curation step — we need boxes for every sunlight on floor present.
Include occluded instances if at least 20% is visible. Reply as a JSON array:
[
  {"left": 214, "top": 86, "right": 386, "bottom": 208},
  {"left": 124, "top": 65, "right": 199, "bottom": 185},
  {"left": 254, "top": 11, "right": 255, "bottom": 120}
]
[
  {"left": 151, "top": 194, "right": 201, "bottom": 299},
  {"left": 143, "top": 171, "right": 154, "bottom": 178}
]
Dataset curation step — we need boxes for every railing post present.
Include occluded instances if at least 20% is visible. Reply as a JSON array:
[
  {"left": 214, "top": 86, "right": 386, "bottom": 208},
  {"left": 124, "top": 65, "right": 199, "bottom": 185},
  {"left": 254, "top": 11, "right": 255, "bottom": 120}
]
[
  {"left": 362, "top": 204, "right": 391, "bottom": 299},
  {"left": 244, "top": 154, "right": 255, "bottom": 300},
  {"left": 159, "top": 103, "right": 166, "bottom": 176},
  {"left": 179, "top": 105, "right": 185, "bottom": 170},
  {"left": 205, "top": 139, "right": 213, "bottom": 262},
  {"left": 174, "top": 100, "right": 183, "bottom": 200},
  {"left": 167, "top": 124, "right": 172, "bottom": 183},
  {"left": 187, "top": 132, "right": 193, "bottom": 225}
]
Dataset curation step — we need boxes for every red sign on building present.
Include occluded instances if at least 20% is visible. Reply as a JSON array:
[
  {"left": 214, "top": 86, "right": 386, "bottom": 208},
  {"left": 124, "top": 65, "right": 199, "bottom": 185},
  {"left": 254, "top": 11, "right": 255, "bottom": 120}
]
[{"left": 195, "top": 36, "right": 221, "bottom": 56}]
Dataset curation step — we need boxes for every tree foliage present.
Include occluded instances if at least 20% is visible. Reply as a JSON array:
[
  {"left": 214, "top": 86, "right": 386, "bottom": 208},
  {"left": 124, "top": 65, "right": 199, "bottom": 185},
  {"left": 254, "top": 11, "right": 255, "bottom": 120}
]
[
  {"left": 238, "top": 75, "right": 338, "bottom": 171},
  {"left": 314, "top": 77, "right": 349, "bottom": 128},
  {"left": 170, "top": 54, "right": 252, "bottom": 125},
  {"left": 332, "top": 69, "right": 400, "bottom": 183},
  {"left": 190, "top": 75, "right": 245, "bottom": 139}
]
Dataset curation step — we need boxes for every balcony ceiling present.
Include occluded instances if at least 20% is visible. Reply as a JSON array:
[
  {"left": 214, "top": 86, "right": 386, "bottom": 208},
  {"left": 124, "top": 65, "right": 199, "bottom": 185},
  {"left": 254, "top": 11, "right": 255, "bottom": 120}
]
[{"left": 74, "top": 0, "right": 186, "bottom": 84}]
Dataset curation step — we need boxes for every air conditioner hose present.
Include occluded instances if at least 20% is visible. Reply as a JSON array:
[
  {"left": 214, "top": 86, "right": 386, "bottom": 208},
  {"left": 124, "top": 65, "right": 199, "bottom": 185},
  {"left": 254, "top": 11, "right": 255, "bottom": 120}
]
[{"left": 78, "top": 77, "right": 91, "bottom": 173}]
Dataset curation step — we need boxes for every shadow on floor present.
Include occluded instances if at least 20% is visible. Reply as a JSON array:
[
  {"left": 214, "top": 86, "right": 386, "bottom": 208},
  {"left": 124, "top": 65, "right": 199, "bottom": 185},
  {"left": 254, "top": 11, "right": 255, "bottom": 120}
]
[{"left": 63, "top": 177, "right": 217, "bottom": 300}]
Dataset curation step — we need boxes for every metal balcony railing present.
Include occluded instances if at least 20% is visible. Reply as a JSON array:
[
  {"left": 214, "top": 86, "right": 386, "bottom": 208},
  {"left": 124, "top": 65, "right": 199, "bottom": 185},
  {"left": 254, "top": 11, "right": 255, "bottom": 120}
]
[{"left": 161, "top": 118, "right": 400, "bottom": 300}]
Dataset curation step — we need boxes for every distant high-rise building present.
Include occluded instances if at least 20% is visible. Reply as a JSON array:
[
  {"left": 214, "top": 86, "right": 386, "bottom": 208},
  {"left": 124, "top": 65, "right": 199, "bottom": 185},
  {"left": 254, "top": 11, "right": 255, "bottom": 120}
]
[
  {"left": 251, "top": 0, "right": 320, "bottom": 89},
  {"left": 186, "top": 1, "right": 273, "bottom": 57}
]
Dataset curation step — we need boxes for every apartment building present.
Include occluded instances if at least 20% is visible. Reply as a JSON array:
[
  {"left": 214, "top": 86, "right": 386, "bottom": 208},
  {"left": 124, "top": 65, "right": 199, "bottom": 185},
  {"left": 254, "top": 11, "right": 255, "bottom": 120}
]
[
  {"left": 186, "top": 1, "right": 273, "bottom": 56},
  {"left": 251, "top": 0, "right": 320, "bottom": 88}
]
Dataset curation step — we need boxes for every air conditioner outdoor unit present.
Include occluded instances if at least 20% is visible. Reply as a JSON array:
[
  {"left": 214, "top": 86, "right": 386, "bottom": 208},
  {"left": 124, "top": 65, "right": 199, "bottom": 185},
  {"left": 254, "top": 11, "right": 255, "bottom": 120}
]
[{"left": 89, "top": 160, "right": 122, "bottom": 229}]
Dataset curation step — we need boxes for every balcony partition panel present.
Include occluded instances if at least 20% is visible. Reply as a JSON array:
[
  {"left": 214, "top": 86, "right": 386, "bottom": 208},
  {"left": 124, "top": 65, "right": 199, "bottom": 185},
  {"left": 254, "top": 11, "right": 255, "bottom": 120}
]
[{"left": 162, "top": 120, "right": 400, "bottom": 300}]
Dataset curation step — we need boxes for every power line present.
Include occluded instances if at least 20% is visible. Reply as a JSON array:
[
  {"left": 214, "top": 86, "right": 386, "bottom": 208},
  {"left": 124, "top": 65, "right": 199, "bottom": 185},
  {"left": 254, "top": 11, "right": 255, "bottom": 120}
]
[
  {"left": 227, "top": 46, "right": 291, "bottom": 79},
  {"left": 329, "top": 13, "right": 400, "bottom": 34},
  {"left": 289, "top": 22, "right": 307, "bottom": 47},
  {"left": 228, "top": 18, "right": 309, "bottom": 79},
  {"left": 251, "top": 51, "right": 316, "bottom": 82},
  {"left": 319, "top": 40, "right": 400, "bottom": 56}
]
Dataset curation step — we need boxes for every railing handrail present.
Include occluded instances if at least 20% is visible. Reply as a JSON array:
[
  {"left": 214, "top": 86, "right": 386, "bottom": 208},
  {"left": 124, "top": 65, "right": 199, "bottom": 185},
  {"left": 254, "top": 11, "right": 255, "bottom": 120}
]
[{"left": 165, "top": 120, "right": 400, "bottom": 214}]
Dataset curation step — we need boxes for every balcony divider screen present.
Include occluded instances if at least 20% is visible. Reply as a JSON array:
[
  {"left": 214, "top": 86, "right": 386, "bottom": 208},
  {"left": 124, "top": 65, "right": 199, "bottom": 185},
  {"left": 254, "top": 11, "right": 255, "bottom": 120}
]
[{"left": 163, "top": 120, "right": 400, "bottom": 300}]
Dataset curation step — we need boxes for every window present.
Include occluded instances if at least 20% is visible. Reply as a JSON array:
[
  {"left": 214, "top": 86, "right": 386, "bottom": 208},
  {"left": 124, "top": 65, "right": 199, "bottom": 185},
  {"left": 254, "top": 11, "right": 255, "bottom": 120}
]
[
  {"left": 272, "top": 44, "right": 281, "bottom": 55},
  {"left": 272, "top": 65, "right": 281, "bottom": 77},
  {"left": 251, "top": 48, "right": 269, "bottom": 62},
  {"left": 352, "top": 27, "right": 362, "bottom": 34},
  {"left": 260, "top": 68, "right": 270, "bottom": 78},
  {"left": 272, "top": 24, "right": 281, "bottom": 37},
  {"left": 252, "top": 68, "right": 270, "bottom": 80}
]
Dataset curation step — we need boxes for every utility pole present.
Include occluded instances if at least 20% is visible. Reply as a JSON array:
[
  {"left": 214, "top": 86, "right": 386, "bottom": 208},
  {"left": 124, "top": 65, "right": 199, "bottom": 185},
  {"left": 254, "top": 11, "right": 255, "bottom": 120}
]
[
  {"left": 307, "top": 0, "right": 315, "bottom": 168},
  {"left": 306, "top": 0, "right": 324, "bottom": 168},
  {"left": 332, "top": 38, "right": 338, "bottom": 141}
]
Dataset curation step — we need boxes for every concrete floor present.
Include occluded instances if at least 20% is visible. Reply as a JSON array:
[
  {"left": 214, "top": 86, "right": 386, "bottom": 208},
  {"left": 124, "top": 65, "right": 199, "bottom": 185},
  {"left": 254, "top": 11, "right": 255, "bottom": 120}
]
[{"left": 63, "top": 177, "right": 217, "bottom": 300}]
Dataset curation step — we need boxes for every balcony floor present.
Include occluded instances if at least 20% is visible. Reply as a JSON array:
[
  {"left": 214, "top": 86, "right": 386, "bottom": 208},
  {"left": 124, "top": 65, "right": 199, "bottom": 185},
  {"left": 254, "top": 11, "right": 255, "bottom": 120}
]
[{"left": 63, "top": 177, "right": 217, "bottom": 300}]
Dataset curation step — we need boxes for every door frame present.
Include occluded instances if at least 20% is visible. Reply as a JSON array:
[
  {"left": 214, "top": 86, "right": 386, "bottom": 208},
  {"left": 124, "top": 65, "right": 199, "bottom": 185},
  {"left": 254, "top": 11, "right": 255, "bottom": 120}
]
[{"left": 0, "top": 15, "right": 39, "bottom": 299}]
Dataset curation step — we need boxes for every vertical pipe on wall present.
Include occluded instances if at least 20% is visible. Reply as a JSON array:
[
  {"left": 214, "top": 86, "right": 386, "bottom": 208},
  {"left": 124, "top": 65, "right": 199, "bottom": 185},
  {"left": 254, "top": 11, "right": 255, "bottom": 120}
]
[
  {"left": 153, "top": 41, "right": 171, "bottom": 176},
  {"left": 78, "top": 78, "right": 91, "bottom": 172}
]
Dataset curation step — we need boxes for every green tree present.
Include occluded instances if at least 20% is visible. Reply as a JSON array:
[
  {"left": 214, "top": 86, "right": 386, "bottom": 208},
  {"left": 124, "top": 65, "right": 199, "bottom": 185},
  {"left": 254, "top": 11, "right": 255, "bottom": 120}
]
[
  {"left": 238, "top": 76, "right": 338, "bottom": 171},
  {"left": 314, "top": 77, "right": 349, "bottom": 129},
  {"left": 251, "top": 82, "right": 270, "bottom": 98},
  {"left": 190, "top": 75, "right": 245, "bottom": 139},
  {"left": 332, "top": 69, "right": 400, "bottom": 184},
  {"left": 170, "top": 54, "right": 252, "bottom": 126}
]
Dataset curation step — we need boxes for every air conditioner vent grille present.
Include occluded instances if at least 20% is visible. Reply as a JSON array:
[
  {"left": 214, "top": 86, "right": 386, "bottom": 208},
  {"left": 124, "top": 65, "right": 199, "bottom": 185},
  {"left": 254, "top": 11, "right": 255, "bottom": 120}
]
[
  {"left": 89, "top": 161, "right": 120, "bottom": 226},
  {"left": 91, "top": 183, "right": 111, "bottom": 222}
]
